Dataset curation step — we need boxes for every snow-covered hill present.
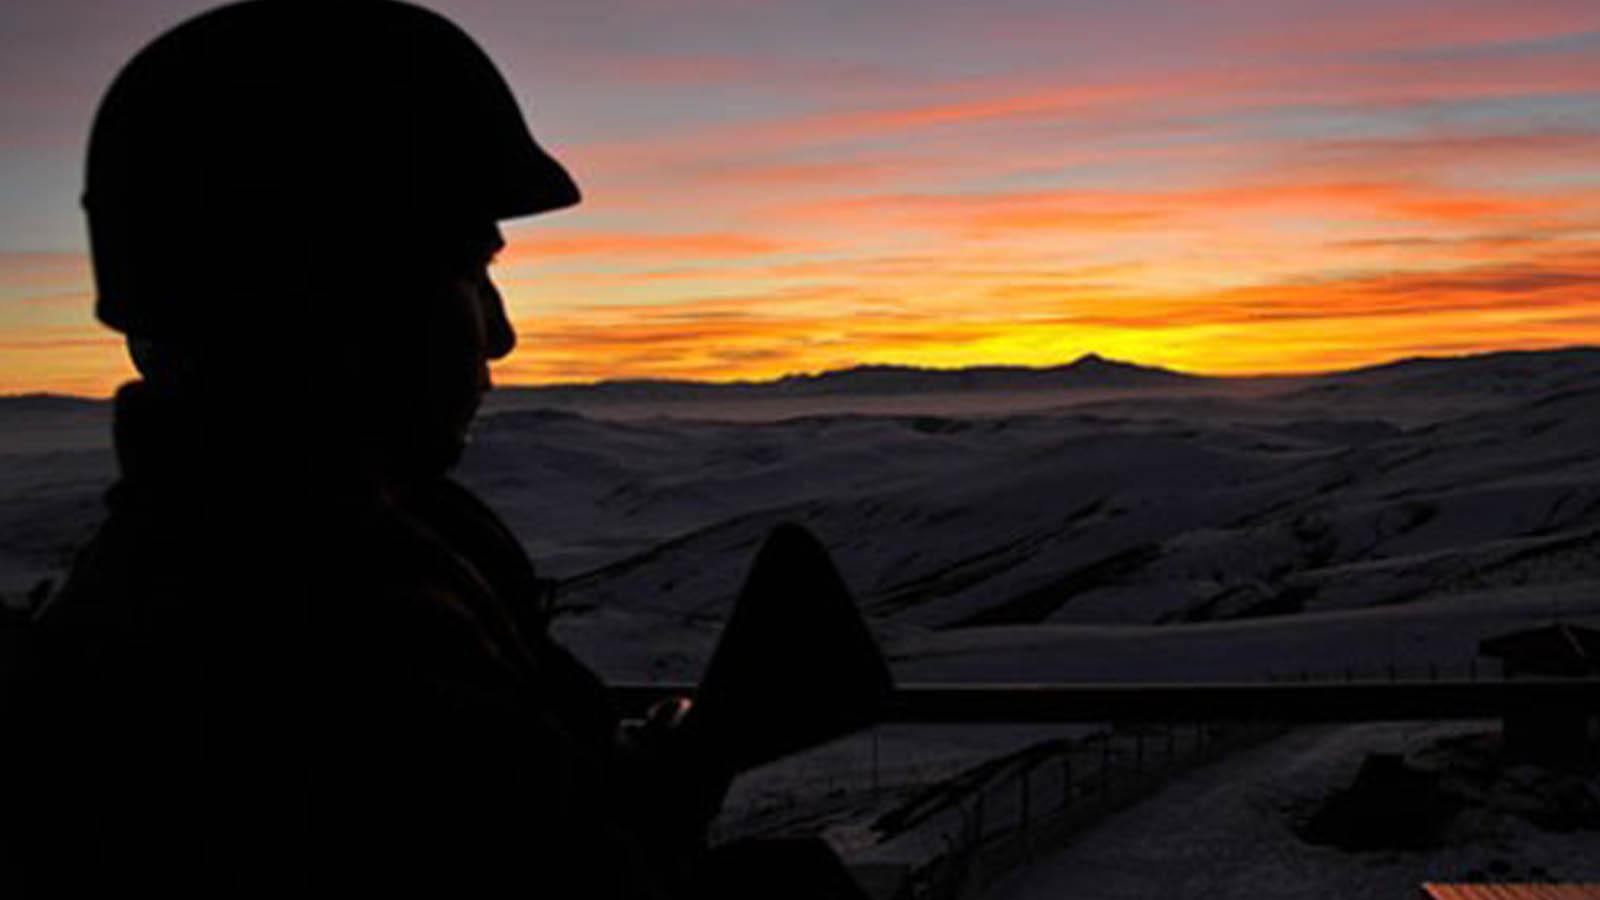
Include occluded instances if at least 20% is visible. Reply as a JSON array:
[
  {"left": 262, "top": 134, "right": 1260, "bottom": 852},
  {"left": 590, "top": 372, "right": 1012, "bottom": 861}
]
[
  {"left": 4, "top": 347, "right": 1598, "bottom": 685},
  {"left": 529, "top": 349, "right": 1600, "bottom": 677}
]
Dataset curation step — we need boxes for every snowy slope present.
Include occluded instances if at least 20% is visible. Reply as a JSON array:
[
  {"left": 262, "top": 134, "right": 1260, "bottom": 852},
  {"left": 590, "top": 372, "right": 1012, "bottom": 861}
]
[
  {"left": 3, "top": 348, "right": 1597, "bottom": 680},
  {"left": 544, "top": 351, "right": 1600, "bottom": 678},
  {"left": 0, "top": 398, "right": 114, "bottom": 604},
  {"left": 991, "top": 723, "right": 1600, "bottom": 900}
]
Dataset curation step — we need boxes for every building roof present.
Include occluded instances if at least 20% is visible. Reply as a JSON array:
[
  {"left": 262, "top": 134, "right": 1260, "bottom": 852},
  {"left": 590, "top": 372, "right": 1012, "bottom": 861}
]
[{"left": 1422, "top": 884, "right": 1600, "bottom": 900}]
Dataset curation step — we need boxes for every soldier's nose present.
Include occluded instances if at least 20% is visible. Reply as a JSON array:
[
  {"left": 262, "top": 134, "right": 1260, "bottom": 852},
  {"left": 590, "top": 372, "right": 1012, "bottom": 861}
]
[{"left": 484, "top": 277, "right": 516, "bottom": 361}]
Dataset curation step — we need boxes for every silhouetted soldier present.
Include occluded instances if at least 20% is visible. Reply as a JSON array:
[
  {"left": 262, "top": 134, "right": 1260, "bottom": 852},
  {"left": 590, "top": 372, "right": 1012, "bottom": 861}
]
[{"left": 12, "top": 2, "right": 759, "bottom": 896}]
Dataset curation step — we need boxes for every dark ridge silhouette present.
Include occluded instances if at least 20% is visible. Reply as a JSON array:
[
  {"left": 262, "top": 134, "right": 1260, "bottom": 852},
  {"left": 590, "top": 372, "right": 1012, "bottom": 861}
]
[
  {"left": 0, "top": 393, "right": 109, "bottom": 412},
  {"left": 1286, "top": 346, "right": 1600, "bottom": 402},
  {"left": 499, "top": 352, "right": 1199, "bottom": 406},
  {"left": 495, "top": 345, "right": 1600, "bottom": 407},
  {"left": 1325, "top": 344, "right": 1600, "bottom": 377},
  {"left": 10, "top": 346, "right": 1599, "bottom": 408}
]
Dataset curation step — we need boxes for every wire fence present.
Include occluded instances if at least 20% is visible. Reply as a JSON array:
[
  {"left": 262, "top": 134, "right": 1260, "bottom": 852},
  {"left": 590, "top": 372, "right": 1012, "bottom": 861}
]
[
  {"left": 706, "top": 719, "right": 1289, "bottom": 899},
  {"left": 886, "top": 721, "right": 1286, "bottom": 900},
  {"left": 644, "top": 662, "right": 1591, "bottom": 898}
]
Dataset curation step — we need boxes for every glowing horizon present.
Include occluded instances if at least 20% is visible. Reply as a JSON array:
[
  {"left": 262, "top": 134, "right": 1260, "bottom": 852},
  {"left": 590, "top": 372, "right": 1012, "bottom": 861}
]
[{"left": 2, "top": 0, "right": 1597, "bottom": 396}]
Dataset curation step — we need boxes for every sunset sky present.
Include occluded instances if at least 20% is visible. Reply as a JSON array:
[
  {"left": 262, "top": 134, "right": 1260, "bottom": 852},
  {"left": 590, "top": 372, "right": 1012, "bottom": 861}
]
[{"left": 2, "top": 0, "right": 1597, "bottom": 395}]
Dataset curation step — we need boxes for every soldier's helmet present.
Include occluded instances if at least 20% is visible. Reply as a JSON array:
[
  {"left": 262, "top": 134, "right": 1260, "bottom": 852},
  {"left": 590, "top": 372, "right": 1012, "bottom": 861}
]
[{"left": 83, "top": 0, "right": 580, "bottom": 342}]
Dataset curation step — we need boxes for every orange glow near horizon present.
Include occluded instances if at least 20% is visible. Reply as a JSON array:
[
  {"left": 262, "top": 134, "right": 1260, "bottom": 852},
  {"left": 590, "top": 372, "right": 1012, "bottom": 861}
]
[{"left": 2, "top": 0, "right": 1598, "bottom": 396}]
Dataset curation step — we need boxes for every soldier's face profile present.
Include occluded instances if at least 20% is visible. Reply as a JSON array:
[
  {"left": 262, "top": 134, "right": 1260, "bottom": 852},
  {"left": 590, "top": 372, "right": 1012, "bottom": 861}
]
[{"left": 412, "top": 221, "right": 513, "bottom": 459}]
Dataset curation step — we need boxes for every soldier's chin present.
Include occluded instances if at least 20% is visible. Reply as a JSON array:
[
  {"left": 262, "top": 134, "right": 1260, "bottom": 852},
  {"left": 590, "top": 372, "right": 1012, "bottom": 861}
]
[
  {"left": 428, "top": 428, "right": 471, "bottom": 472},
  {"left": 381, "top": 425, "right": 468, "bottom": 479},
  {"left": 409, "top": 394, "right": 479, "bottom": 473}
]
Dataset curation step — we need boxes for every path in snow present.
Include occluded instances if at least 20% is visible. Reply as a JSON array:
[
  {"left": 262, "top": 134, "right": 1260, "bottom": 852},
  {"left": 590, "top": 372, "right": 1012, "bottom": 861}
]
[{"left": 991, "top": 723, "right": 1600, "bottom": 900}]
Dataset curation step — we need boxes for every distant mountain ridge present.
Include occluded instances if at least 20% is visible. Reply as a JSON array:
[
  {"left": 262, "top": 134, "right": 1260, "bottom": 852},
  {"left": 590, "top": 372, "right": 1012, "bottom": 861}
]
[
  {"left": 1325, "top": 346, "right": 1600, "bottom": 379},
  {"left": 500, "top": 353, "right": 1199, "bottom": 405},
  {"left": 0, "top": 393, "right": 109, "bottom": 412},
  {"left": 6, "top": 346, "right": 1598, "bottom": 408},
  {"left": 1289, "top": 346, "right": 1600, "bottom": 400}
]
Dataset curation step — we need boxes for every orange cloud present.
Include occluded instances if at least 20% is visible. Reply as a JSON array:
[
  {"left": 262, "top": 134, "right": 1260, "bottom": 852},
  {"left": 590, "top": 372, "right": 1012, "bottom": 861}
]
[
  {"left": 574, "top": 47, "right": 1600, "bottom": 179},
  {"left": 774, "top": 178, "right": 1583, "bottom": 244},
  {"left": 0, "top": 326, "right": 129, "bottom": 396},
  {"left": 501, "top": 230, "right": 811, "bottom": 262},
  {"left": 0, "top": 251, "right": 92, "bottom": 296},
  {"left": 483, "top": 246, "right": 1599, "bottom": 386}
]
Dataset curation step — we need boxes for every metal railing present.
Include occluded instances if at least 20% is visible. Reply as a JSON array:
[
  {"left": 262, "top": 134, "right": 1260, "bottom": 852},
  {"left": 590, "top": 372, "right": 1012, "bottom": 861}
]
[
  {"left": 613, "top": 677, "right": 1600, "bottom": 724},
  {"left": 888, "top": 720, "right": 1285, "bottom": 900},
  {"left": 614, "top": 677, "right": 1599, "bottom": 899}
]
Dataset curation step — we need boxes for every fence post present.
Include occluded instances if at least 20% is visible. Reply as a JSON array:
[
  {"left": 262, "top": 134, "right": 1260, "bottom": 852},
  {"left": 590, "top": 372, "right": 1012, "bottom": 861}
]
[
  {"left": 871, "top": 726, "right": 880, "bottom": 799},
  {"left": 1020, "top": 765, "right": 1032, "bottom": 859},
  {"left": 937, "top": 832, "right": 959, "bottom": 900},
  {"left": 970, "top": 791, "right": 987, "bottom": 896},
  {"left": 1101, "top": 734, "right": 1112, "bottom": 795},
  {"left": 972, "top": 791, "right": 985, "bottom": 846},
  {"left": 1062, "top": 754, "right": 1073, "bottom": 812}
]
